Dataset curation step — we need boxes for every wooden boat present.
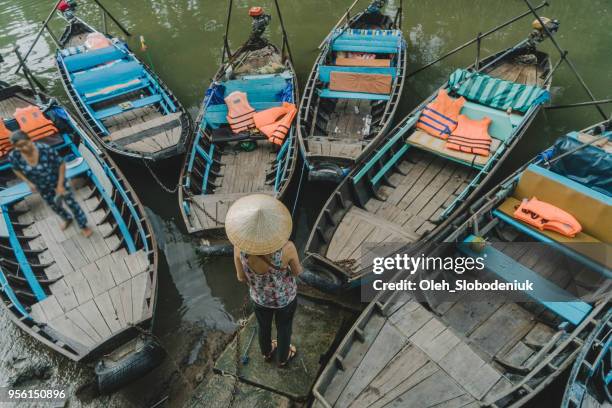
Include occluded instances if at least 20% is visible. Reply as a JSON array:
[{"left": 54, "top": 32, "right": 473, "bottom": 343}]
[
  {"left": 179, "top": 5, "right": 298, "bottom": 238},
  {"left": 304, "top": 29, "right": 555, "bottom": 291},
  {"left": 55, "top": 14, "right": 191, "bottom": 161},
  {"left": 298, "top": 0, "right": 407, "bottom": 183},
  {"left": 0, "top": 84, "right": 161, "bottom": 392},
  {"left": 563, "top": 309, "right": 612, "bottom": 408},
  {"left": 312, "top": 122, "right": 611, "bottom": 407}
]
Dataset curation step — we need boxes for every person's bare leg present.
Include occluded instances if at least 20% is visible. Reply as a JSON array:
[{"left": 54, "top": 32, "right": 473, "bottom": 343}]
[{"left": 81, "top": 226, "right": 93, "bottom": 237}]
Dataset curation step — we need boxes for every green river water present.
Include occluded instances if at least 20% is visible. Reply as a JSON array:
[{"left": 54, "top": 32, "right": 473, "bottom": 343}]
[{"left": 0, "top": 0, "right": 610, "bottom": 406}]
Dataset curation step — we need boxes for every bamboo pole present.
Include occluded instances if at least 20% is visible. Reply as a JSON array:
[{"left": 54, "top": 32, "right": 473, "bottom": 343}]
[
  {"left": 15, "top": 0, "right": 63, "bottom": 74},
  {"left": 90, "top": 0, "right": 131, "bottom": 36},
  {"left": 317, "top": 0, "right": 360, "bottom": 49},
  {"left": 222, "top": 0, "right": 233, "bottom": 63},
  {"left": 407, "top": 1, "right": 548, "bottom": 78},
  {"left": 14, "top": 46, "right": 46, "bottom": 94},
  {"left": 523, "top": 0, "right": 607, "bottom": 119},
  {"left": 273, "top": 0, "right": 294, "bottom": 65}
]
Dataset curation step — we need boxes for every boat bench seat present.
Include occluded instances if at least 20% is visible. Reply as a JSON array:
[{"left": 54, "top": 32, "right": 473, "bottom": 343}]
[
  {"left": 318, "top": 65, "right": 397, "bottom": 82},
  {"left": 0, "top": 158, "right": 90, "bottom": 206},
  {"left": 331, "top": 30, "right": 401, "bottom": 54},
  {"left": 94, "top": 94, "right": 162, "bottom": 120},
  {"left": 460, "top": 101, "right": 522, "bottom": 141},
  {"left": 204, "top": 101, "right": 282, "bottom": 127},
  {"left": 63, "top": 46, "right": 126, "bottom": 73},
  {"left": 73, "top": 61, "right": 149, "bottom": 102},
  {"left": 461, "top": 235, "right": 593, "bottom": 325},
  {"left": 318, "top": 89, "right": 390, "bottom": 100},
  {"left": 494, "top": 164, "right": 611, "bottom": 275},
  {"left": 222, "top": 76, "right": 289, "bottom": 103}
]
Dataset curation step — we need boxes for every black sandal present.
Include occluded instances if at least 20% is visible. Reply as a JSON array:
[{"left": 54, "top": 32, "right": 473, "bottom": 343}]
[
  {"left": 279, "top": 344, "right": 297, "bottom": 367},
  {"left": 264, "top": 339, "right": 277, "bottom": 361}
]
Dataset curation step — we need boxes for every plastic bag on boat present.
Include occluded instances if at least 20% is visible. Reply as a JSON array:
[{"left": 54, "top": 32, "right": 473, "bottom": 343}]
[
  {"left": 549, "top": 134, "right": 612, "bottom": 197},
  {"left": 85, "top": 33, "right": 112, "bottom": 50}
]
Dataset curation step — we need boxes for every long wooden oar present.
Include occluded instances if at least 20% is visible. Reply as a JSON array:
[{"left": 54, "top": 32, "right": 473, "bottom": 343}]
[
  {"left": 14, "top": 0, "right": 62, "bottom": 74},
  {"left": 317, "top": 0, "right": 360, "bottom": 49}
]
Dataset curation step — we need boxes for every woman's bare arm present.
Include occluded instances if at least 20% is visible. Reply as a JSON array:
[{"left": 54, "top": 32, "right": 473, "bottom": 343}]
[
  {"left": 285, "top": 242, "right": 303, "bottom": 277},
  {"left": 234, "top": 246, "right": 247, "bottom": 283},
  {"left": 13, "top": 170, "right": 36, "bottom": 192}
]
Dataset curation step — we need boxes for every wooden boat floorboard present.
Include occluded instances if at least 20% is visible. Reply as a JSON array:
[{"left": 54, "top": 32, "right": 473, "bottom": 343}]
[{"left": 15, "top": 188, "right": 152, "bottom": 350}]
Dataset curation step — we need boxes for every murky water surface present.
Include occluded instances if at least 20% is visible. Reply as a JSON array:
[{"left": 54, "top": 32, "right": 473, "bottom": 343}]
[{"left": 0, "top": 0, "right": 610, "bottom": 406}]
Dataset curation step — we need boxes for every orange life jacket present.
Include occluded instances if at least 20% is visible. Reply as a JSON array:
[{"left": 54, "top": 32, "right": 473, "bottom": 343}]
[
  {"left": 513, "top": 197, "right": 582, "bottom": 237},
  {"left": 446, "top": 115, "right": 492, "bottom": 157},
  {"left": 416, "top": 89, "right": 466, "bottom": 139},
  {"left": 225, "top": 91, "right": 256, "bottom": 134},
  {"left": 0, "top": 119, "right": 11, "bottom": 157},
  {"left": 14, "top": 106, "right": 58, "bottom": 140},
  {"left": 253, "top": 102, "right": 297, "bottom": 145}
]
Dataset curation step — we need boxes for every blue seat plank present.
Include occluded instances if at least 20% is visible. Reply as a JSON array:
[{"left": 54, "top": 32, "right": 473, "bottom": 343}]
[
  {"left": 318, "top": 65, "right": 397, "bottom": 83},
  {"left": 460, "top": 235, "right": 592, "bottom": 325},
  {"left": 223, "top": 76, "right": 289, "bottom": 103},
  {"left": 73, "top": 61, "right": 146, "bottom": 96},
  {"left": 94, "top": 94, "right": 162, "bottom": 120},
  {"left": 319, "top": 89, "right": 390, "bottom": 100},
  {"left": 331, "top": 42, "right": 398, "bottom": 54},
  {"left": 204, "top": 101, "right": 282, "bottom": 125},
  {"left": 333, "top": 32, "right": 401, "bottom": 44},
  {"left": 63, "top": 46, "right": 126, "bottom": 73}
]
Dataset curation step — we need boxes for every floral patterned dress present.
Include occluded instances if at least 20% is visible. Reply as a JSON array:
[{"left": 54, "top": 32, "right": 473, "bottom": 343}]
[{"left": 240, "top": 249, "right": 297, "bottom": 308}]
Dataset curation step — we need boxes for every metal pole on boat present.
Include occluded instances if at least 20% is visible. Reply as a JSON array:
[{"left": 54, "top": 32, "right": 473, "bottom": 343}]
[
  {"left": 90, "top": 0, "right": 132, "bottom": 37},
  {"left": 406, "top": 1, "right": 548, "bottom": 78},
  {"left": 522, "top": 0, "right": 607, "bottom": 120},
  {"left": 102, "top": 8, "right": 108, "bottom": 35},
  {"left": 222, "top": 0, "right": 233, "bottom": 64},
  {"left": 545, "top": 99, "right": 612, "bottom": 110},
  {"left": 398, "top": 0, "right": 403, "bottom": 29},
  {"left": 474, "top": 32, "right": 482, "bottom": 70},
  {"left": 317, "top": 0, "right": 360, "bottom": 49},
  {"left": 14, "top": 0, "right": 63, "bottom": 74},
  {"left": 13, "top": 46, "right": 46, "bottom": 96},
  {"left": 273, "top": 0, "right": 295, "bottom": 65}
]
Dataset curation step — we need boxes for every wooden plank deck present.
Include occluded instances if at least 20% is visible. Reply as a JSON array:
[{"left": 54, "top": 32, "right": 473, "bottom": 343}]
[
  {"left": 326, "top": 150, "right": 475, "bottom": 270},
  {"left": 487, "top": 60, "right": 544, "bottom": 87},
  {"left": 325, "top": 98, "right": 373, "bottom": 140},
  {"left": 14, "top": 183, "right": 153, "bottom": 353}
]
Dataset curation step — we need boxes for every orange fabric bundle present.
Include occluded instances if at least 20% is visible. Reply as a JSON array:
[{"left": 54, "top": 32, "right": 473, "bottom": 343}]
[
  {"left": 513, "top": 197, "right": 583, "bottom": 237},
  {"left": 253, "top": 102, "right": 297, "bottom": 145},
  {"left": 335, "top": 57, "right": 391, "bottom": 67},
  {"left": 329, "top": 71, "right": 393, "bottom": 95},
  {"left": 446, "top": 115, "right": 493, "bottom": 157},
  {"left": 416, "top": 90, "right": 466, "bottom": 139}
]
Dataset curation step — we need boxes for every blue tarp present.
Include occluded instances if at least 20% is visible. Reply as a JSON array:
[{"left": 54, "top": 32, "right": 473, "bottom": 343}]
[{"left": 549, "top": 132, "right": 612, "bottom": 197}]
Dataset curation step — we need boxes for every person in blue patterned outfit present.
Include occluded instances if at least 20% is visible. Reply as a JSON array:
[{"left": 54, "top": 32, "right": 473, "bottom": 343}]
[{"left": 9, "top": 131, "right": 92, "bottom": 237}]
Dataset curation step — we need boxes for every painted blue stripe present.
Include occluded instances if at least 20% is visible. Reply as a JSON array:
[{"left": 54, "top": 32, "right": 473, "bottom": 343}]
[
  {"left": 0, "top": 265, "right": 30, "bottom": 318},
  {"left": 372, "top": 144, "right": 410, "bottom": 185},
  {"left": 2, "top": 209, "right": 47, "bottom": 301},
  {"left": 527, "top": 164, "right": 612, "bottom": 205},
  {"left": 493, "top": 210, "right": 612, "bottom": 278},
  {"left": 319, "top": 89, "right": 390, "bottom": 100},
  {"left": 201, "top": 144, "right": 215, "bottom": 193},
  {"left": 274, "top": 134, "right": 291, "bottom": 191}
]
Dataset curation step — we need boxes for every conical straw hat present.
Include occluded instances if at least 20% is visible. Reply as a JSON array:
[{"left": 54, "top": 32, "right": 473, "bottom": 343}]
[{"left": 225, "top": 194, "right": 292, "bottom": 255}]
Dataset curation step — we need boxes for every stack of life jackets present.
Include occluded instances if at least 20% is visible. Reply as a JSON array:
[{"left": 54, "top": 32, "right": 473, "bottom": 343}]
[
  {"left": 225, "top": 91, "right": 297, "bottom": 146},
  {"left": 253, "top": 102, "right": 297, "bottom": 146},
  {"left": 513, "top": 197, "right": 582, "bottom": 238},
  {"left": 416, "top": 89, "right": 493, "bottom": 157},
  {"left": 0, "top": 106, "right": 59, "bottom": 158},
  {"left": 446, "top": 115, "right": 492, "bottom": 157}
]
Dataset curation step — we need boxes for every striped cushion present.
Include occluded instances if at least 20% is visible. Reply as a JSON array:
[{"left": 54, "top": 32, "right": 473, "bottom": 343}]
[{"left": 447, "top": 69, "right": 550, "bottom": 113}]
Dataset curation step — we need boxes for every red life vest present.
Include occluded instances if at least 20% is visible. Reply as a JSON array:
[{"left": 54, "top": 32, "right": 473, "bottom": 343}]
[
  {"left": 416, "top": 89, "right": 466, "bottom": 139},
  {"left": 14, "top": 106, "right": 58, "bottom": 140},
  {"left": 446, "top": 115, "right": 492, "bottom": 157},
  {"left": 513, "top": 197, "right": 582, "bottom": 237},
  {"left": 253, "top": 102, "right": 297, "bottom": 145},
  {"left": 225, "top": 91, "right": 256, "bottom": 134}
]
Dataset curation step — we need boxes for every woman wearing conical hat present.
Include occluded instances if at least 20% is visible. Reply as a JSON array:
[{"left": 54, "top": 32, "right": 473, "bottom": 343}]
[{"left": 226, "top": 194, "right": 303, "bottom": 367}]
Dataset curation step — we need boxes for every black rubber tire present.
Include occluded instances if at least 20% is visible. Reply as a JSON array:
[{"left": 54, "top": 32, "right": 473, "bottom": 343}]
[
  {"left": 95, "top": 338, "right": 165, "bottom": 394},
  {"left": 307, "top": 163, "right": 345, "bottom": 184},
  {"left": 196, "top": 243, "right": 234, "bottom": 257},
  {"left": 299, "top": 267, "right": 343, "bottom": 293}
]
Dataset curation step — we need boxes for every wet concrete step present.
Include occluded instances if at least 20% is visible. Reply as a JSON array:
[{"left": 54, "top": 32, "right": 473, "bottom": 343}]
[{"left": 213, "top": 299, "right": 349, "bottom": 401}]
